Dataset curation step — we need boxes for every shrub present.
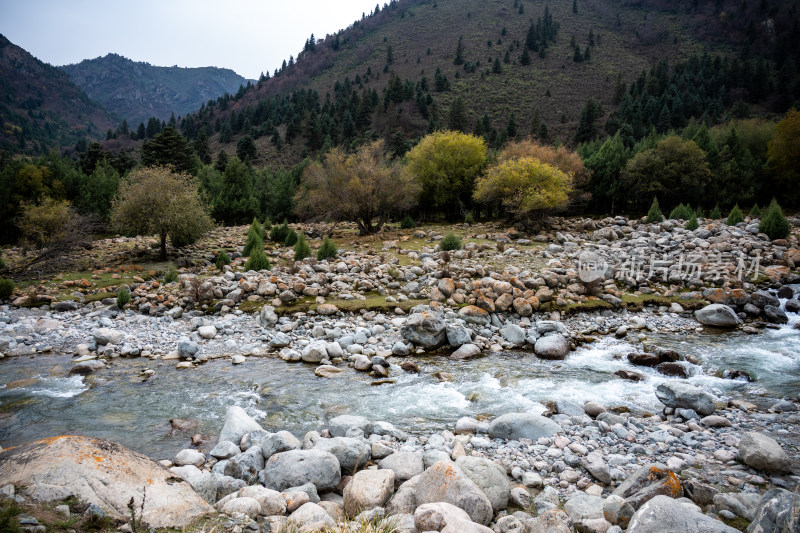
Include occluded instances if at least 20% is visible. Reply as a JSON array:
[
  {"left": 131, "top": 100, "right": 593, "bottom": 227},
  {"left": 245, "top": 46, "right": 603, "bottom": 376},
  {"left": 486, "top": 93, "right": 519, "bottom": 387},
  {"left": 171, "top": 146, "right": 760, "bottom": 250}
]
[
  {"left": 387, "top": 267, "right": 401, "bottom": 279},
  {"left": 709, "top": 204, "right": 722, "bottom": 219},
  {"left": 270, "top": 220, "right": 290, "bottom": 243},
  {"left": 759, "top": 199, "right": 791, "bottom": 240},
  {"left": 0, "top": 250, "right": 4, "bottom": 271},
  {"left": 116, "top": 286, "right": 131, "bottom": 309},
  {"left": 464, "top": 211, "right": 475, "bottom": 224},
  {"left": 686, "top": 213, "right": 699, "bottom": 231},
  {"left": 294, "top": 233, "right": 311, "bottom": 261},
  {"left": 317, "top": 237, "right": 338, "bottom": 261},
  {"left": 440, "top": 232, "right": 463, "bottom": 251},
  {"left": 284, "top": 228, "right": 298, "bottom": 246},
  {"left": 163, "top": 265, "right": 179, "bottom": 283},
  {"left": 400, "top": 215, "right": 416, "bottom": 229},
  {"left": 0, "top": 278, "right": 14, "bottom": 300},
  {"left": 242, "top": 230, "right": 263, "bottom": 258},
  {"left": 750, "top": 203, "right": 761, "bottom": 217},
  {"left": 244, "top": 248, "right": 270, "bottom": 271},
  {"left": 216, "top": 250, "right": 231, "bottom": 270},
  {"left": 645, "top": 197, "right": 663, "bottom": 223},
  {"left": 262, "top": 218, "right": 272, "bottom": 232},
  {"left": 727, "top": 204, "right": 744, "bottom": 226},
  {"left": 247, "top": 216, "right": 265, "bottom": 240},
  {"left": 668, "top": 203, "right": 692, "bottom": 220}
]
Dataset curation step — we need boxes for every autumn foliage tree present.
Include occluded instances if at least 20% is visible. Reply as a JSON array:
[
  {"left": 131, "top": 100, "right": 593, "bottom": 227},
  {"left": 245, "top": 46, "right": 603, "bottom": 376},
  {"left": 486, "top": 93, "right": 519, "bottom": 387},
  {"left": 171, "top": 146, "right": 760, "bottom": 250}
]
[
  {"left": 405, "top": 131, "right": 487, "bottom": 219},
  {"left": 111, "top": 167, "right": 213, "bottom": 259},
  {"left": 474, "top": 157, "right": 573, "bottom": 227},
  {"left": 294, "top": 140, "right": 418, "bottom": 235}
]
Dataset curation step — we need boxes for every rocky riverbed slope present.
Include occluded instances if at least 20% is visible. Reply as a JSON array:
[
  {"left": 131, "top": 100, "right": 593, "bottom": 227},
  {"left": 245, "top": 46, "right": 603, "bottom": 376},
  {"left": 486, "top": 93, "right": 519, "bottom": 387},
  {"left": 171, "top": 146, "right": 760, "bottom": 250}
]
[{"left": 1, "top": 215, "right": 799, "bottom": 532}]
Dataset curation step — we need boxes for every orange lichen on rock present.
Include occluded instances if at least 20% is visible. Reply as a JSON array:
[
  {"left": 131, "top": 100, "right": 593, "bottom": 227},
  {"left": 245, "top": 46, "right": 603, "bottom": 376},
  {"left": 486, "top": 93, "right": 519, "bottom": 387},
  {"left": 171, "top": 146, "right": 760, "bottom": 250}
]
[{"left": 647, "top": 466, "right": 681, "bottom": 498}]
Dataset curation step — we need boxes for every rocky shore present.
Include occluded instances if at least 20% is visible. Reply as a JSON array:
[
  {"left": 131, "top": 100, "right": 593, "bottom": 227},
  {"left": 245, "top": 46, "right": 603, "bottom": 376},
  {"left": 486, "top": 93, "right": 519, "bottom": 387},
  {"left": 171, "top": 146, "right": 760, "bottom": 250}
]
[{"left": 1, "top": 216, "right": 799, "bottom": 532}]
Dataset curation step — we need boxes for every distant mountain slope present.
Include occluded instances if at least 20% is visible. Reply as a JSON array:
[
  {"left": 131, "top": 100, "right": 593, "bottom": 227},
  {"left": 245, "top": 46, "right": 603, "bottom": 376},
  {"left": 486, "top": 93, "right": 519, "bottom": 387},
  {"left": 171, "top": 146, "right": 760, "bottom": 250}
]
[
  {"left": 61, "top": 54, "right": 252, "bottom": 126},
  {"left": 182, "top": 0, "right": 798, "bottom": 168},
  {"left": 0, "top": 34, "right": 116, "bottom": 155}
]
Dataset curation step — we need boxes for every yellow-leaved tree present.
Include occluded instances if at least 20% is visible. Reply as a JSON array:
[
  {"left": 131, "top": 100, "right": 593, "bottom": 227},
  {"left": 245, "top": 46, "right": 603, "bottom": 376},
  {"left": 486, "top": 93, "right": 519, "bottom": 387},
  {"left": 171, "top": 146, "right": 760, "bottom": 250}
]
[
  {"left": 405, "top": 131, "right": 487, "bottom": 219},
  {"left": 474, "top": 157, "right": 572, "bottom": 226}
]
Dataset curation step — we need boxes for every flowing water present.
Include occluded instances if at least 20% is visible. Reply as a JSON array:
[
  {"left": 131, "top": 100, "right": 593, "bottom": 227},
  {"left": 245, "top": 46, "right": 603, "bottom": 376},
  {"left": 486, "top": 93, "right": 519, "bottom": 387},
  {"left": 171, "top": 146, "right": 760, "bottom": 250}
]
[{"left": 1, "top": 297, "right": 798, "bottom": 460}]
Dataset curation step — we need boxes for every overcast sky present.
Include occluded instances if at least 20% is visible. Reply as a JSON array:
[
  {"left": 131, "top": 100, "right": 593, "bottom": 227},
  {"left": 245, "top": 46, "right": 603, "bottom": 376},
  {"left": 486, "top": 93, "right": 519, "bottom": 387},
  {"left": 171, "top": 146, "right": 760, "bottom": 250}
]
[{"left": 1, "top": 0, "right": 380, "bottom": 80}]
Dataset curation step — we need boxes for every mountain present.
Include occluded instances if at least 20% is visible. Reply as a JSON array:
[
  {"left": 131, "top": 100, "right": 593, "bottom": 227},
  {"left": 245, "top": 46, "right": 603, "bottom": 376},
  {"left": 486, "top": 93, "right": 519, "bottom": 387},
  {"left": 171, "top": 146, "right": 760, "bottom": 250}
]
[
  {"left": 0, "top": 34, "right": 116, "bottom": 155},
  {"left": 180, "top": 0, "right": 799, "bottom": 168},
  {"left": 61, "top": 54, "right": 252, "bottom": 126}
]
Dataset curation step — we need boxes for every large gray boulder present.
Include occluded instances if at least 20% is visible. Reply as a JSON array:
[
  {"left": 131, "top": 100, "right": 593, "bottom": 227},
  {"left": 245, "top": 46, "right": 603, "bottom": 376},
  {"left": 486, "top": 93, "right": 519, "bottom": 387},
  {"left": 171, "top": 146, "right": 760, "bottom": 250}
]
[
  {"left": 414, "top": 502, "right": 494, "bottom": 533},
  {"left": 261, "top": 430, "right": 301, "bottom": 459},
  {"left": 259, "top": 305, "right": 278, "bottom": 327},
  {"left": 455, "top": 456, "right": 509, "bottom": 511},
  {"left": 627, "top": 495, "right": 739, "bottom": 532},
  {"left": 93, "top": 328, "right": 125, "bottom": 345},
  {"left": 343, "top": 469, "right": 395, "bottom": 518},
  {"left": 328, "top": 415, "right": 373, "bottom": 437},
  {"left": 223, "top": 446, "right": 265, "bottom": 481},
  {"left": 500, "top": 324, "right": 526, "bottom": 347},
  {"left": 738, "top": 432, "right": 792, "bottom": 473},
  {"left": 564, "top": 493, "right": 604, "bottom": 522},
  {"left": 747, "top": 488, "right": 800, "bottom": 533},
  {"left": 534, "top": 334, "right": 570, "bottom": 359},
  {"left": 287, "top": 502, "right": 336, "bottom": 530},
  {"left": 401, "top": 311, "right": 447, "bottom": 348},
  {"left": 313, "top": 437, "right": 371, "bottom": 474},
  {"left": 259, "top": 450, "right": 341, "bottom": 492},
  {"left": 378, "top": 451, "right": 425, "bottom": 485},
  {"left": 695, "top": 304, "right": 740, "bottom": 327},
  {"left": 0, "top": 436, "right": 213, "bottom": 528},
  {"left": 218, "top": 406, "right": 262, "bottom": 445},
  {"left": 655, "top": 382, "right": 716, "bottom": 416},
  {"left": 414, "top": 460, "right": 494, "bottom": 526},
  {"left": 171, "top": 469, "right": 245, "bottom": 504},
  {"left": 488, "top": 412, "right": 561, "bottom": 441}
]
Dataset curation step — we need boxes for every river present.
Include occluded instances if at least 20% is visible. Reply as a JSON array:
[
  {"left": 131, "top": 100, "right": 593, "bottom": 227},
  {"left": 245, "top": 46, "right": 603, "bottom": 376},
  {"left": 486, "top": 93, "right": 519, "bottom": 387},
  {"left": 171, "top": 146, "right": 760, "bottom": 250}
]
[{"left": 1, "top": 297, "right": 798, "bottom": 459}]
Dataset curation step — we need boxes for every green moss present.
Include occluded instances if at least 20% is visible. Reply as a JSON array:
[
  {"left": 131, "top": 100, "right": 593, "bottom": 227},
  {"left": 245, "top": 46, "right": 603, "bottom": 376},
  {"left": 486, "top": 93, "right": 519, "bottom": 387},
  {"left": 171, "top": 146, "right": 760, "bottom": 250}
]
[{"left": 719, "top": 515, "right": 750, "bottom": 532}]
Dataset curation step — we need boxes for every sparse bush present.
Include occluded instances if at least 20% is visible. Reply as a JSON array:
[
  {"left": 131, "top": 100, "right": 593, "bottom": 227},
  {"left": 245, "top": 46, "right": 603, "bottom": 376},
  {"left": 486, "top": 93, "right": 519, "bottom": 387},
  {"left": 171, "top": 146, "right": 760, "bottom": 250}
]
[
  {"left": 387, "top": 267, "right": 401, "bottom": 279},
  {"left": 0, "top": 250, "right": 5, "bottom": 271},
  {"left": 710, "top": 204, "right": 722, "bottom": 219},
  {"left": 270, "top": 220, "right": 290, "bottom": 243},
  {"left": 284, "top": 228, "right": 298, "bottom": 247},
  {"left": 0, "top": 278, "right": 15, "bottom": 300},
  {"left": 400, "top": 215, "right": 416, "bottom": 229},
  {"left": 668, "top": 203, "right": 692, "bottom": 220},
  {"left": 116, "top": 286, "right": 131, "bottom": 309},
  {"left": 727, "top": 204, "right": 744, "bottom": 226},
  {"left": 294, "top": 233, "right": 311, "bottom": 261},
  {"left": 686, "top": 213, "right": 699, "bottom": 231},
  {"left": 759, "top": 199, "right": 791, "bottom": 240},
  {"left": 464, "top": 211, "right": 475, "bottom": 224},
  {"left": 646, "top": 197, "right": 663, "bottom": 223},
  {"left": 263, "top": 218, "right": 272, "bottom": 232},
  {"left": 750, "top": 203, "right": 761, "bottom": 217},
  {"left": 216, "top": 250, "right": 231, "bottom": 270},
  {"left": 440, "top": 232, "right": 463, "bottom": 251},
  {"left": 317, "top": 237, "right": 338, "bottom": 261},
  {"left": 164, "top": 265, "right": 178, "bottom": 283},
  {"left": 244, "top": 247, "right": 270, "bottom": 271}
]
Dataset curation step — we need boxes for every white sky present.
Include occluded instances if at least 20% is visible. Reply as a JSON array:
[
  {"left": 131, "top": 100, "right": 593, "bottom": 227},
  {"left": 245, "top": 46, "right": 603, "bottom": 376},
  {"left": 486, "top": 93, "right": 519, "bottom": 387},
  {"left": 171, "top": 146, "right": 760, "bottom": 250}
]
[{"left": 0, "top": 0, "right": 380, "bottom": 80}]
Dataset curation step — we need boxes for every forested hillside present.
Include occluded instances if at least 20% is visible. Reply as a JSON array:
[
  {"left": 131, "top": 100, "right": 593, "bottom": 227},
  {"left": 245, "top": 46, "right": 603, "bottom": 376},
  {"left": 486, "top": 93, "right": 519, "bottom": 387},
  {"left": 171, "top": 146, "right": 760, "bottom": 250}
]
[
  {"left": 175, "top": 0, "right": 800, "bottom": 167},
  {"left": 0, "top": 35, "right": 116, "bottom": 155}
]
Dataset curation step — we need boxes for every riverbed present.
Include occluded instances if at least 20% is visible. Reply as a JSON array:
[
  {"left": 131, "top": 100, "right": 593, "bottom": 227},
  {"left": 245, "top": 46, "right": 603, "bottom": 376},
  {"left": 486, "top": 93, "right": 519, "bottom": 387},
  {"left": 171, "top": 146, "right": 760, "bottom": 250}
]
[{"left": 1, "top": 306, "right": 797, "bottom": 459}]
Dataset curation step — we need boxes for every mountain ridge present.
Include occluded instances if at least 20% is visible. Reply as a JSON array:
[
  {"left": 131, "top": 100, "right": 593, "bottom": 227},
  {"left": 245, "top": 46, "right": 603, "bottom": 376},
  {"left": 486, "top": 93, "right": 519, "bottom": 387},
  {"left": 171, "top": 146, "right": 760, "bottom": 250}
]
[{"left": 60, "top": 53, "right": 253, "bottom": 126}]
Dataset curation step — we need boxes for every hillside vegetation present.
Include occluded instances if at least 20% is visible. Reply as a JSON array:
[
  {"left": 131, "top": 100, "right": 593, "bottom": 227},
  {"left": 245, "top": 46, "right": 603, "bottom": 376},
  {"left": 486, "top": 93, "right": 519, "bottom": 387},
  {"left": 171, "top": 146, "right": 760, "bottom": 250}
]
[
  {"left": 61, "top": 54, "right": 251, "bottom": 126},
  {"left": 173, "top": 0, "right": 799, "bottom": 167},
  {"left": 0, "top": 34, "right": 116, "bottom": 155}
]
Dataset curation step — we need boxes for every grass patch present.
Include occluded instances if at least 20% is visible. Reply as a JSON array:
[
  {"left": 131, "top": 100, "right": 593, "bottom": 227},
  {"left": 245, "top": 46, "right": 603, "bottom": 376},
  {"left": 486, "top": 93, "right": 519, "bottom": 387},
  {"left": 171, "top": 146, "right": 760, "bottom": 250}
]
[{"left": 719, "top": 515, "right": 750, "bottom": 532}]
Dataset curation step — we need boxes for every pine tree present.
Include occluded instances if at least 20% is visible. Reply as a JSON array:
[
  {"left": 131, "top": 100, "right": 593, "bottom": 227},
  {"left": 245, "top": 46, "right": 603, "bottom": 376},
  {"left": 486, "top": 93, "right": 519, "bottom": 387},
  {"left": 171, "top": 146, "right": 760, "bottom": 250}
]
[
  {"left": 520, "top": 47, "right": 531, "bottom": 65},
  {"left": 646, "top": 197, "right": 663, "bottom": 223},
  {"left": 454, "top": 37, "right": 464, "bottom": 65}
]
